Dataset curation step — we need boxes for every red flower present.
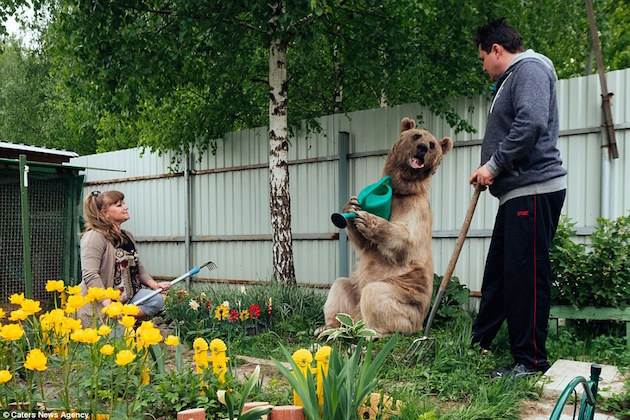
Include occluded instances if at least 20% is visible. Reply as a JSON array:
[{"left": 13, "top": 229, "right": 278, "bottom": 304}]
[
  {"left": 206, "top": 300, "right": 212, "bottom": 311},
  {"left": 249, "top": 304, "right": 261, "bottom": 319},
  {"left": 229, "top": 309, "right": 239, "bottom": 322}
]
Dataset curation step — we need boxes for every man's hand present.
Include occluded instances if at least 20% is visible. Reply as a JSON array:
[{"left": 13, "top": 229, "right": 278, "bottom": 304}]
[{"left": 469, "top": 164, "right": 494, "bottom": 189}]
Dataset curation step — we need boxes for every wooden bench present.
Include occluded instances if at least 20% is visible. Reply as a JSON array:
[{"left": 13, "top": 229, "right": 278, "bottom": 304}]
[{"left": 549, "top": 306, "right": 630, "bottom": 349}]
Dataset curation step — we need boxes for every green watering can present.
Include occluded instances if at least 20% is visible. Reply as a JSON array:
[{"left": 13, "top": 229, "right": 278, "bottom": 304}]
[{"left": 331, "top": 175, "right": 393, "bottom": 229}]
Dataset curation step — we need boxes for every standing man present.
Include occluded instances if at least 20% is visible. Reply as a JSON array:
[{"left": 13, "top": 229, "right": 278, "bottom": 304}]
[{"left": 469, "top": 18, "right": 567, "bottom": 378}]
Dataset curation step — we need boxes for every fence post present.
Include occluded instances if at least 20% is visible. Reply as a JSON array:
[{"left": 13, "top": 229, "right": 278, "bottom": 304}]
[
  {"left": 338, "top": 131, "right": 349, "bottom": 277},
  {"left": 19, "top": 154, "right": 33, "bottom": 298},
  {"left": 184, "top": 149, "right": 192, "bottom": 288}
]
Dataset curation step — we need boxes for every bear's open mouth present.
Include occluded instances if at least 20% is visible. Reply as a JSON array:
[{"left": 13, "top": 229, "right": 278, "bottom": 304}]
[{"left": 409, "top": 156, "right": 425, "bottom": 169}]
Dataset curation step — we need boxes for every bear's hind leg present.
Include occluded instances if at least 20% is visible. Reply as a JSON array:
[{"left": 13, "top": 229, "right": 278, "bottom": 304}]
[
  {"left": 360, "top": 281, "right": 428, "bottom": 336},
  {"left": 317, "top": 277, "right": 361, "bottom": 334}
]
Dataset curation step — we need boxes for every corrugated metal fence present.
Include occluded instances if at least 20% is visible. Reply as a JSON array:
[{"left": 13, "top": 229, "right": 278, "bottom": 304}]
[{"left": 70, "top": 68, "right": 630, "bottom": 298}]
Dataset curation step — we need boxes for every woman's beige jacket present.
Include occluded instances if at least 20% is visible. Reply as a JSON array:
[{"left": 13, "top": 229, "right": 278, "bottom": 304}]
[{"left": 76, "top": 229, "right": 151, "bottom": 326}]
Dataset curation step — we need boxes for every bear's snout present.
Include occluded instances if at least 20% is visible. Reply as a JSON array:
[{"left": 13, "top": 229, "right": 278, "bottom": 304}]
[{"left": 416, "top": 143, "right": 428, "bottom": 158}]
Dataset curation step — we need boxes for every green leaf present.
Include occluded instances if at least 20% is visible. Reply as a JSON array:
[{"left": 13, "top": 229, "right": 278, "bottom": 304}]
[{"left": 335, "top": 313, "right": 354, "bottom": 327}]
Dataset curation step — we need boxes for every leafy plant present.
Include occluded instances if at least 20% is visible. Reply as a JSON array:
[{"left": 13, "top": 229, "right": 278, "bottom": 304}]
[
  {"left": 221, "top": 365, "right": 273, "bottom": 420},
  {"left": 430, "top": 274, "right": 471, "bottom": 325},
  {"left": 550, "top": 214, "right": 630, "bottom": 308},
  {"left": 140, "top": 368, "right": 221, "bottom": 417},
  {"left": 316, "top": 313, "right": 377, "bottom": 350},
  {"left": 272, "top": 336, "right": 397, "bottom": 420}
]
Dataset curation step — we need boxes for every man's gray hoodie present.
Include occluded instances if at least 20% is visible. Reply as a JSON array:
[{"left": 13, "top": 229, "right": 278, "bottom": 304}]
[{"left": 482, "top": 49, "right": 567, "bottom": 204}]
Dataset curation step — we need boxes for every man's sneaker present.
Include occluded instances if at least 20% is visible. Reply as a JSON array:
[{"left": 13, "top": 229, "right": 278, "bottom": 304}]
[{"left": 490, "top": 363, "right": 537, "bottom": 379}]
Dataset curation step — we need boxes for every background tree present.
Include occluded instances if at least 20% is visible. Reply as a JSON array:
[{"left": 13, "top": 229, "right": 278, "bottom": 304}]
[
  {"left": 1, "top": 0, "right": 629, "bottom": 283},
  {"left": 33, "top": 0, "right": 493, "bottom": 284}
]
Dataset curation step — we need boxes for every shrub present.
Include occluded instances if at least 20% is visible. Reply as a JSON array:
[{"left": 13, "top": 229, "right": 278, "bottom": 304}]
[{"left": 550, "top": 214, "right": 630, "bottom": 308}]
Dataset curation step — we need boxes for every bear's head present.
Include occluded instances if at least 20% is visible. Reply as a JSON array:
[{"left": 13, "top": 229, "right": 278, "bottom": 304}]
[{"left": 383, "top": 117, "right": 452, "bottom": 192}]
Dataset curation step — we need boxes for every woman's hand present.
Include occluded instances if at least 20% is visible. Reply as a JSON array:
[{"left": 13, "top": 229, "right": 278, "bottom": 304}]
[{"left": 155, "top": 281, "right": 171, "bottom": 292}]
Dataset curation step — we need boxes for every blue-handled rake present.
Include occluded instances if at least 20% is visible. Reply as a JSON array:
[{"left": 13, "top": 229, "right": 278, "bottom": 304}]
[{"left": 132, "top": 261, "right": 217, "bottom": 306}]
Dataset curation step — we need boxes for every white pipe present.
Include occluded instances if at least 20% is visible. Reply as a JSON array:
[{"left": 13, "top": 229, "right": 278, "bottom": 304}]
[{"left": 601, "top": 138, "right": 611, "bottom": 220}]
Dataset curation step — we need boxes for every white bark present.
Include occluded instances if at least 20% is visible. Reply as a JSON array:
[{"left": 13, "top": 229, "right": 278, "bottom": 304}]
[{"left": 268, "top": 3, "right": 296, "bottom": 285}]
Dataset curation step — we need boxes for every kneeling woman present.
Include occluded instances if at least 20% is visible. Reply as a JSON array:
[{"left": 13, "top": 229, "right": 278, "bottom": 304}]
[{"left": 77, "top": 190, "right": 171, "bottom": 327}]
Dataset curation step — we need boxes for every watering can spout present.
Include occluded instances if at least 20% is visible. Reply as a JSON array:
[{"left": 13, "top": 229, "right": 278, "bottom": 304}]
[{"left": 331, "top": 176, "right": 393, "bottom": 229}]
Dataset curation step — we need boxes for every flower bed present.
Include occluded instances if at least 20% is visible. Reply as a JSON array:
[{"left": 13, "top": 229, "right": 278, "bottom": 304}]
[
  {"left": 164, "top": 286, "right": 274, "bottom": 345},
  {"left": 0, "top": 281, "right": 250, "bottom": 418}
]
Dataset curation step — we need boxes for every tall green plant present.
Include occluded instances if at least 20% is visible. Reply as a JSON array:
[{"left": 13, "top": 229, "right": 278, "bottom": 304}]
[{"left": 272, "top": 336, "right": 398, "bottom": 420}]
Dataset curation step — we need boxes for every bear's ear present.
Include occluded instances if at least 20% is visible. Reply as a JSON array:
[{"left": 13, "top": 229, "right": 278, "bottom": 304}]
[
  {"left": 440, "top": 137, "right": 453, "bottom": 154},
  {"left": 401, "top": 117, "right": 416, "bottom": 132}
]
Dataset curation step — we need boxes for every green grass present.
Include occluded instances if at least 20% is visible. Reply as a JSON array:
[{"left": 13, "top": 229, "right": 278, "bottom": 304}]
[{"left": 164, "top": 282, "right": 630, "bottom": 419}]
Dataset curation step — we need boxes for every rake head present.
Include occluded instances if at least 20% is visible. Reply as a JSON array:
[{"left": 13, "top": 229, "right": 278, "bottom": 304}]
[
  {"left": 200, "top": 261, "right": 217, "bottom": 272},
  {"left": 401, "top": 335, "right": 435, "bottom": 363}
]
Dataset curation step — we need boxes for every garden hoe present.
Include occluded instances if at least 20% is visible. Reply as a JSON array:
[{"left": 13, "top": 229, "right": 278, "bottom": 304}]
[
  {"left": 132, "top": 261, "right": 217, "bottom": 306},
  {"left": 402, "top": 186, "right": 482, "bottom": 362}
]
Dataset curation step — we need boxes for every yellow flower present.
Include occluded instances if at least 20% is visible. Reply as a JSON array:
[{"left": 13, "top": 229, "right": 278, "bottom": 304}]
[
  {"left": 0, "top": 370, "right": 12, "bottom": 383},
  {"left": 122, "top": 304, "right": 139, "bottom": 316},
  {"left": 214, "top": 361, "right": 227, "bottom": 383},
  {"left": 292, "top": 348, "right": 313, "bottom": 407},
  {"left": 45, "top": 280, "right": 65, "bottom": 293},
  {"left": 215, "top": 304, "right": 229, "bottom": 320},
  {"left": 209, "top": 338, "right": 227, "bottom": 355},
  {"left": 70, "top": 328, "right": 100, "bottom": 344},
  {"left": 164, "top": 335, "right": 179, "bottom": 346},
  {"left": 120, "top": 315, "right": 136, "bottom": 329},
  {"left": 97, "top": 325, "right": 112, "bottom": 336},
  {"left": 9, "top": 293, "right": 25, "bottom": 305},
  {"left": 66, "top": 285, "right": 82, "bottom": 295},
  {"left": 115, "top": 349, "right": 136, "bottom": 366},
  {"left": 2, "top": 323, "right": 25, "bottom": 341},
  {"left": 40, "top": 309, "right": 65, "bottom": 333},
  {"left": 292, "top": 349, "right": 313, "bottom": 370},
  {"left": 193, "top": 337, "right": 209, "bottom": 353},
  {"left": 239, "top": 310, "right": 249, "bottom": 321},
  {"left": 193, "top": 351, "right": 209, "bottom": 373},
  {"left": 66, "top": 295, "right": 86, "bottom": 310},
  {"left": 124, "top": 328, "right": 136, "bottom": 347},
  {"left": 314, "top": 346, "right": 332, "bottom": 367},
  {"left": 24, "top": 348, "right": 48, "bottom": 371},
  {"left": 86, "top": 287, "right": 106, "bottom": 302},
  {"left": 21, "top": 299, "right": 42, "bottom": 316},
  {"left": 140, "top": 366, "right": 150, "bottom": 384},
  {"left": 0, "top": 308, "right": 4, "bottom": 319},
  {"left": 102, "top": 301, "right": 123, "bottom": 318},
  {"left": 82, "top": 328, "right": 100, "bottom": 344},
  {"left": 9, "top": 309, "right": 28, "bottom": 321},
  {"left": 135, "top": 322, "right": 162, "bottom": 350},
  {"left": 314, "top": 346, "right": 332, "bottom": 406},
  {"left": 62, "top": 317, "right": 82, "bottom": 333},
  {"left": 100, "top": 344, "right": 115, "bottom": 355},
  {"left": 105, "top": 287, "right": 121, "bottom": 300}
]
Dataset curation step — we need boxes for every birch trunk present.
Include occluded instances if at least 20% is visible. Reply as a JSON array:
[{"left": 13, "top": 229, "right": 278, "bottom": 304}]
[{"left": 268, "top": 3, "right": 296, "bottom": 285}]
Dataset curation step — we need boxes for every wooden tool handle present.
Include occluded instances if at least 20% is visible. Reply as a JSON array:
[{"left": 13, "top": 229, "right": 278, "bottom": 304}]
[{"left": 437, "top": 186, "right": 482, "bottom": 293}]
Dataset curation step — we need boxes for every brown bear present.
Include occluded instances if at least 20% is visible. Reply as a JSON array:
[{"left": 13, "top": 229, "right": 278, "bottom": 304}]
[{"left": 320, "top": 117, "right": 453, "bottom": 336}]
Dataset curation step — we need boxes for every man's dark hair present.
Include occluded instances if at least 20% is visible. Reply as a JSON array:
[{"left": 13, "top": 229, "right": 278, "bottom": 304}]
[{"left": 474, "top": 18, "right": 523, "bottom": 54}]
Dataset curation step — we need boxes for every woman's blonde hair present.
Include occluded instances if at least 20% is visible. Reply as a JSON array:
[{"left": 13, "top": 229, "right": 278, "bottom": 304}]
[{"left": 82, "top": 190, "right": 127, "bottom": 246}]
